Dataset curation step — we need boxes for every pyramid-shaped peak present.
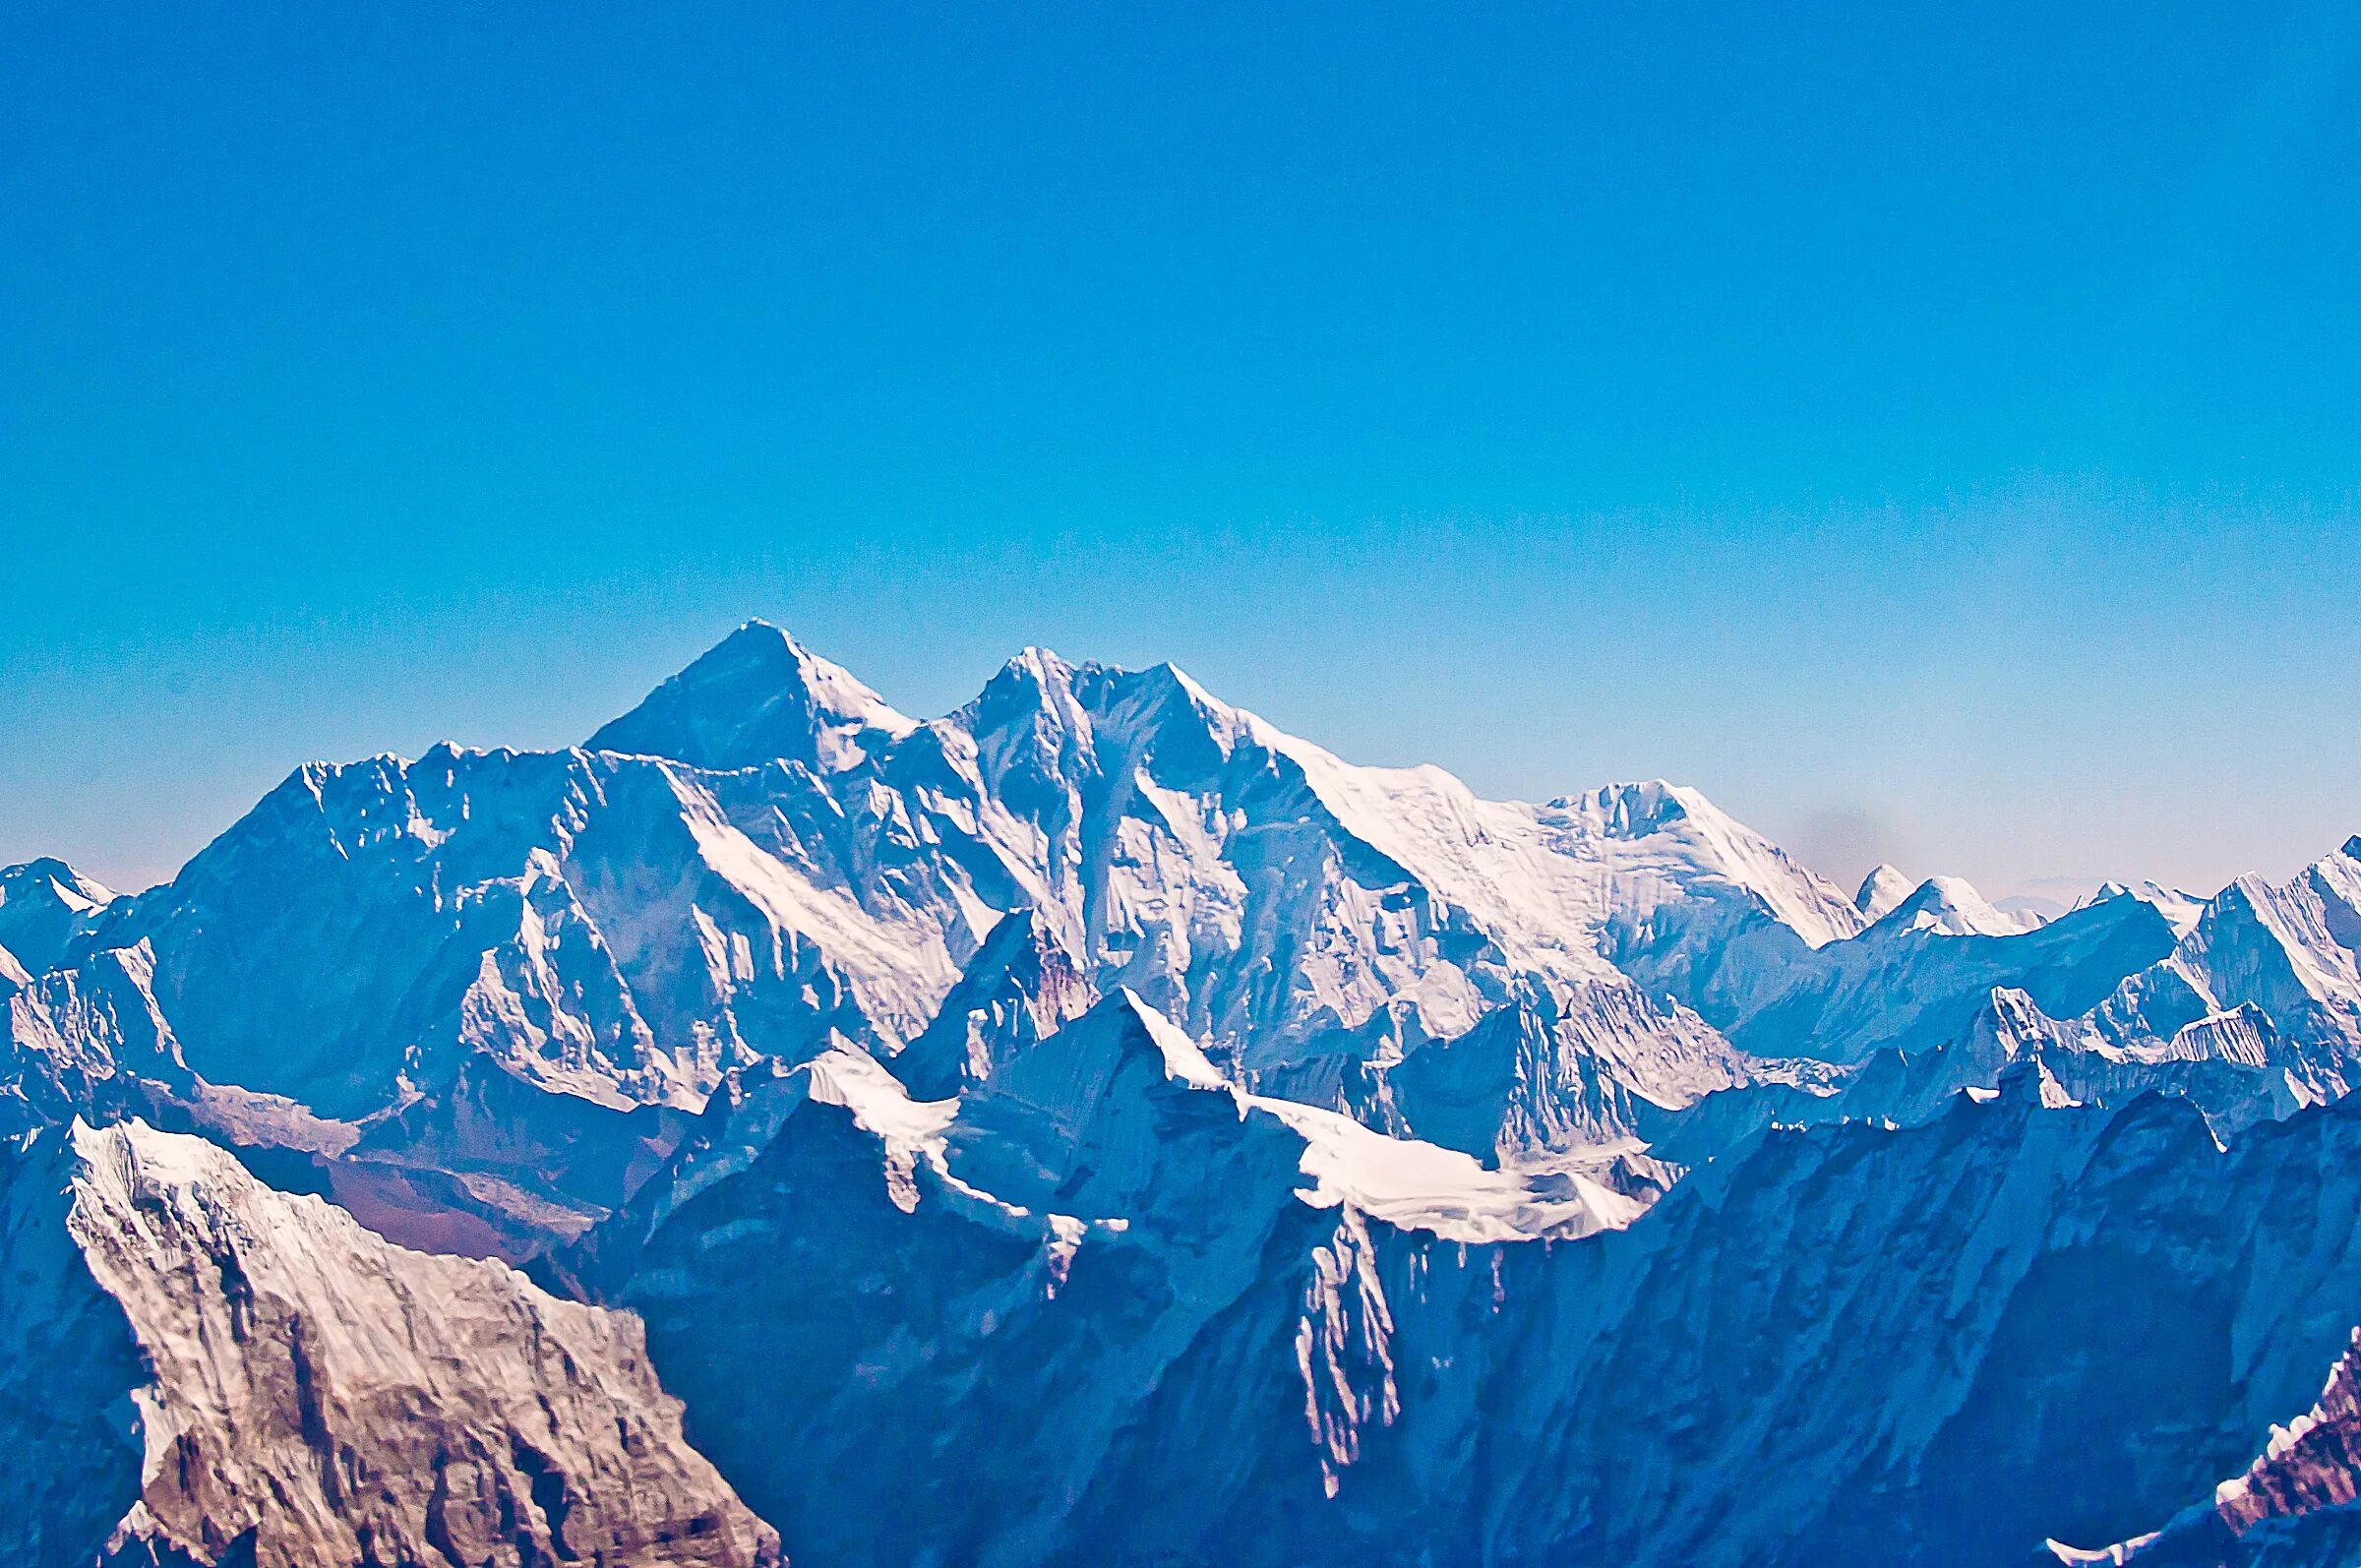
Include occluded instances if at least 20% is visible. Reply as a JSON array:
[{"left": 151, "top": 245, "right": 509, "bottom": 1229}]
[
  {"left": 588, "top": 622, "right": 913, "bottom": 773},
  {"left": 1116, "top": 659, "right": 1242, "bottom": 724},
  {"left": 0, "top": 856, "right": 115, "bottom": 910},
  {"left": 969, "top": 644, "right": 1081, "bottom": 702},
  {"left": 978, "top": 988, "right": 1228, "bottom": 1122},
  {"left": 889, "top": 909, "right": 1098, "bottom": 1101},
  {"left": 1114, "top": 658, "right": 1230, "bottom": 715},
  {"left": 1109, "top": 988, "right": 1229, "bottom": 1089},
  {"left": 0, "top": 856, "right": 118, "bottom": 973},
  {"left": 696, "top": 620, "right": 864, "bottom": 686}
]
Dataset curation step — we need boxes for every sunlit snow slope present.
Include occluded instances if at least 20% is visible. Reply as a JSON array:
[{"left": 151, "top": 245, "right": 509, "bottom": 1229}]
[{"left": 5, "top": 621, "right": 2359, "bottom": 1566}]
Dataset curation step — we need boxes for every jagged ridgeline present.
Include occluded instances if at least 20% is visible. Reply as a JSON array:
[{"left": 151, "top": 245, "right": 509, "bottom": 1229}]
[{"left": 4, "top": 621, "right": 2359, "bottom": 1565}]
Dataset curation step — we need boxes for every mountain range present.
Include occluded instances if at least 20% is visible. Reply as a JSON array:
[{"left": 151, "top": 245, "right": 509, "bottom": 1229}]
[{"left": 6, "top": 621, "right": 2359, "bottom": 1564}]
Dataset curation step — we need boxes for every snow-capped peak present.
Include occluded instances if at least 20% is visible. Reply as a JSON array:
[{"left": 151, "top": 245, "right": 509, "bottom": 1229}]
[
  {"left": 0, "top": 856, "right": 118, "bottom": 972},
  {"left": 1878, "top": 874, "right": 2042, "bottom": 937},
  {"left": 0, "top": 856, "right": 115, "bottom": 914},
  {"left": 1558, "top": 779, "right": 1707, "bottom": 838},
  {"left": 993, "top": 643, "right": 1079, "bottom": 690},
  {"left": 588, "top": 619, "right": 914, "bottom": 773},
  {"left": 2081, "top": 878, "right": 2209, "bottom": 938},
  {"left": 971, "top": 988, "right": 1231, "bottom": 1131},
  {"left": 1854, "top": 863, "right": 1913, "bottom": 920},
  {"left": 964, "top": 643, "right": 1089, "bottom": 739},
  {"left": 1548, "top": 781, "right": 1869, "bottom": 949},
  {"left": 1113, "top": 986, "right": 1231, "bottom": 1089}
]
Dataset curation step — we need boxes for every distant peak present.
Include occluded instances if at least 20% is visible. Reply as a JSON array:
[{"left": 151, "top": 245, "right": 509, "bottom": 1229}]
[
  {"left": 2081, "top": 877, "right": 2207, "bottom": 937},
  {"left": 4, "top": 855, "right": 81, "bottom": 882},
  {"left": 1139, "top": 659, "right": 1216, "bottom": 704},
  {"left": 714, "top": 618, "right": 838, "bottom": 669},
  {"left": 1854, "top": 863, "right": 1912, "bottom": 919},
  {"left": 961, "top": 646, "right": 1097, "bottom": 747},
  {"left": 588, "top": 622, "right": 913, "bottom": 773},
  {"left": 701, "top": 620, "right": 833, "bottom": 677},
  {"left": 1559, "top": 780, "right": 1711, "bottom": 835},
  {"left": 0, "top": 856, "right": 118, "bottom": 972},
  {"left": 1881, "top": 874, "right": 2045, "bottom": 937},
  {"left": 1908, "top": 874, "right": 1983, "bottom": 911},
  {"left": 0, "top": 856, "right": 116, "bottom": 912},
  {"left": 986, "top": 644, "right": 1080, "bottom": 693},
  {"left": 2343, "top": 834, "right": 2361, "bottom": 864}
]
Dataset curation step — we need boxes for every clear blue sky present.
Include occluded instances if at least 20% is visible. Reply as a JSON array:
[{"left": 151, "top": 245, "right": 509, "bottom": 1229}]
[{"left": 3, "top": 2, "right": 2356, "bottom": 898}]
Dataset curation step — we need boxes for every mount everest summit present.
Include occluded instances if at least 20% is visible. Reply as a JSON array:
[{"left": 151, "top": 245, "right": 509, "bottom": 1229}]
[{"left": 6, "top": 619, "right": 2361, "bottom": 1565}]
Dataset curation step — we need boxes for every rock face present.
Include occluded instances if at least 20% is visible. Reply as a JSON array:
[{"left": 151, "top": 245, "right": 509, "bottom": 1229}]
[
  {"left": 0, "top": 1119, "right": 779, "bottom": 1568},
  {"left": 2054, "top": 1330, "right": 2361, "bottom": 1566}
]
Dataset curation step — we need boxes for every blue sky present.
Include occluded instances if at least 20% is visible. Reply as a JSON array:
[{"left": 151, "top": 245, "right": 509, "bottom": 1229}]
[{"left": 3, "top": 2, "right": 2357, "bottom": 897}]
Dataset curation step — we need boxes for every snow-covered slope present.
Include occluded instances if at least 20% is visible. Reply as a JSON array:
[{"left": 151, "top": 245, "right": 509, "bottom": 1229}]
[
  {"left": 1882, "top": 873, "right": 2046, "bottom": 935},
  {"left": 1706, "top": 843, "right": 2361, "bottom": 1147},
  {"left": 0, "top": 627, "right": 1885, "bottom": 1246},
  {"left": 888, "top": 908, "right": 1097, "bottom": 1101},
  {"left": 0, "top": 1118, "right": 778, "bottom": 1568},
  {"left": 2090, "top": 842, "right": 2361, "bottom": 1091},
  {"left": 1854, "top": 862, "right": 1914, "bottom": 920},
  {"left": 8, "top": 623, "right": 2354, "bottom": 1261}
]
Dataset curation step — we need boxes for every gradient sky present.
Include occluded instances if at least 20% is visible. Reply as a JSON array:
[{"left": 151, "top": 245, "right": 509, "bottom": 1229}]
[{"left": 3, "top": 2, "right": 2357, "bottom": 900}]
